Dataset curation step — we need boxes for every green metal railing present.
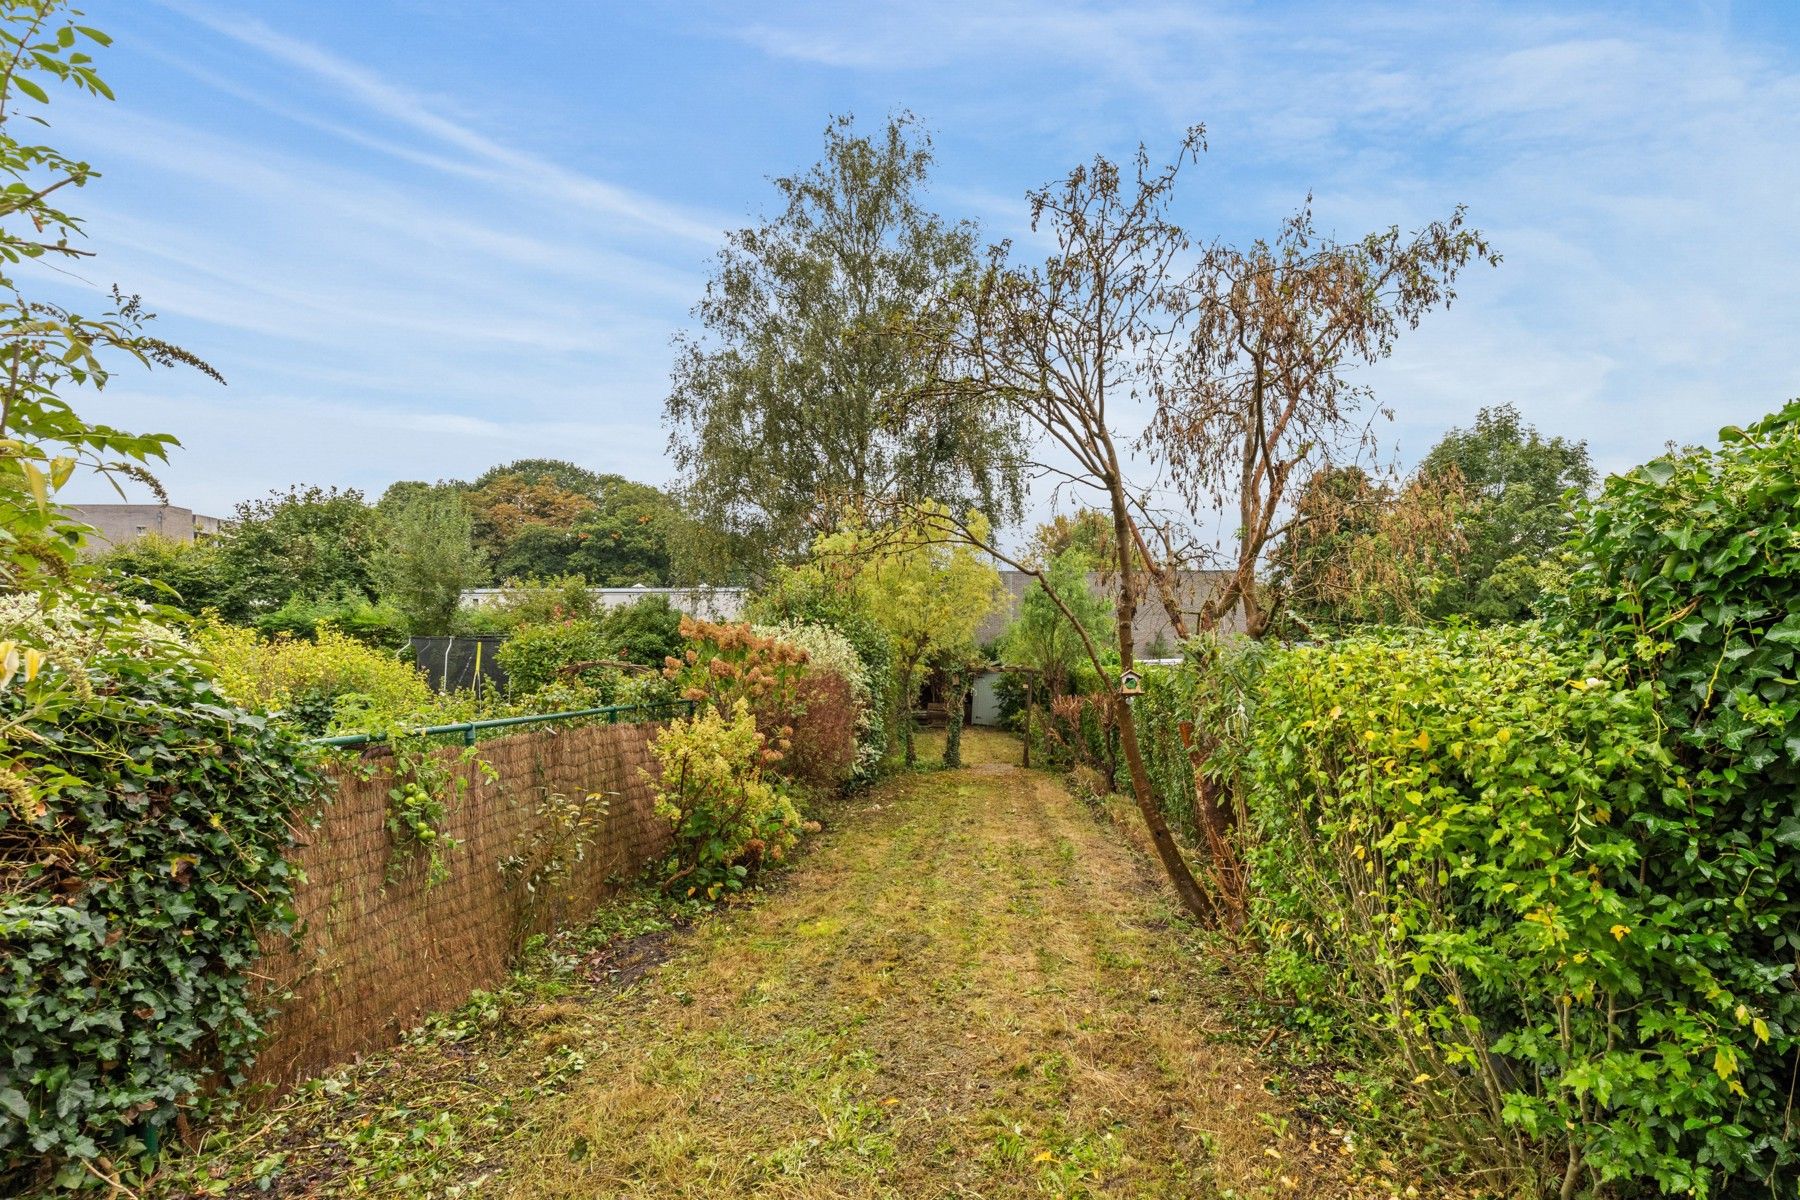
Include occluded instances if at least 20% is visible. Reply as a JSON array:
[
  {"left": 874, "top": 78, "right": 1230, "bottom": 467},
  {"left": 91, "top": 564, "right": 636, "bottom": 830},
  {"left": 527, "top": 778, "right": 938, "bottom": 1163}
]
[{"left": 314, "top": 698, "right": 698, "bottom": 749}]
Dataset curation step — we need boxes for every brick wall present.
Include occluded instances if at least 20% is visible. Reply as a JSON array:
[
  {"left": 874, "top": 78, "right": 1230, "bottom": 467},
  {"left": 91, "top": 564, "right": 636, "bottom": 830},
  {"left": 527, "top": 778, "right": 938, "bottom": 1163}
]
[{"left": 249, "top": 720, "right": 671, "bottom": 1089}]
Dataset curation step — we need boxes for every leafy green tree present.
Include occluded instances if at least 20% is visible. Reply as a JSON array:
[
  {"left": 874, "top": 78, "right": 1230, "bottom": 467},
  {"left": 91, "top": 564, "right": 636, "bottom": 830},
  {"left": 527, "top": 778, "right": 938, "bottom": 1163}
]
[
  {"left": 93, "top": 533, "right": 234, "bottom": 615},
  {"left": 1003, "top": 548, "right": 1113, "bottom": 696},
  {"left": 0, "top": 2, "right": 218, "bottom": 594},
  {"left": 374, "top": 479, "right": 436, "bottom": 520},
  {"left": 815, "top": 504, "right": 1005, "bottom": 766},
  {"left": 567, "top": 477, "right": 677, "bottom": 584},
  {"left": 217, "top": 485, "right": 379, "bottom": 614},
  {"left": 374, "top": 483, "right": 485, "bottom": 635},
  {"left": 489, "top": 523, "right": 580, "bottom": 581},
  {"left": 665, "top": 112, "right": 1021, "bottom": 574},
  {"left": 1420, "top": 404, "right": 1593, "bottom": 622},
  {"left": 602, "top": 594, "right": 684, "bottom": 667}
]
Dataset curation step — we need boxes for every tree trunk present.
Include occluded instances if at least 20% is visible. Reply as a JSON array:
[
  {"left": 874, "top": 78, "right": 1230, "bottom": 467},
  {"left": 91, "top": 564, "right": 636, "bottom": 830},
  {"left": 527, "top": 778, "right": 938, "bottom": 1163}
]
[
  {"left": 942, "top": 669, "right": 968, "bottom": 768},
  {"left": 1103, "top": 472, "right": 1214, "bottom": 923},
  {"left": 1116, "top": 692, "right": 1215, "bottom": 922},
  {"left": 899, "top": 656, "right": 919, "bottom": 767},
  {"left": 1177, "top": 720, "right": 1246, "bottom": 930}
]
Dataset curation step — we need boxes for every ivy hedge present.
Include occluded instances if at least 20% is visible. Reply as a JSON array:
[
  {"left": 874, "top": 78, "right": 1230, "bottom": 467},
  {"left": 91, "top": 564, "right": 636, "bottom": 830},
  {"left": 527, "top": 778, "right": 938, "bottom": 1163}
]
[{"left": 0, "top": 597, "right": 320, "bottom": 1191}]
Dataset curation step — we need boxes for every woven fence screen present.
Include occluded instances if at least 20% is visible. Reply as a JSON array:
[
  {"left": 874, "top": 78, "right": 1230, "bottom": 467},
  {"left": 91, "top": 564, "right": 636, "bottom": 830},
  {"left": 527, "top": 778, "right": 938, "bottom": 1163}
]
[{"left": 250, "top": 719, "right": 671, "bottom": 1090}]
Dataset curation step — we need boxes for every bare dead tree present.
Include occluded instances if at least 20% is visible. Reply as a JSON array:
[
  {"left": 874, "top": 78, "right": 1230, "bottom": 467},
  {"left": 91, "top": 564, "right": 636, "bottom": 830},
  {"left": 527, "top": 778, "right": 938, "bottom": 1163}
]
[
  {"left": 907, "top": 128, "right": 1224, "bottom": 923},
  {"left": 1147, "top": 200, "right": 1499, "bottom": 638}
]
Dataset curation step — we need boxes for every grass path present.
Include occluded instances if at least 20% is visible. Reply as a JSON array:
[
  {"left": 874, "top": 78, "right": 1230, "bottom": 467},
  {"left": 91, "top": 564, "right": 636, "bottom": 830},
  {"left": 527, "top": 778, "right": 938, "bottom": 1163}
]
[
  {"left": 162, "top": 729, "right": 1376, "bottom": 1198},
  {"left": 498, "top": 729, "right": 1358, "bottom": 1198}
]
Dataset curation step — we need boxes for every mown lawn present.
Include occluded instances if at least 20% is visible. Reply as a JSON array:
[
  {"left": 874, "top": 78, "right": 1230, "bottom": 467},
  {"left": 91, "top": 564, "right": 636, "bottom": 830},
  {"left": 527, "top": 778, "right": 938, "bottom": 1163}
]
[{"left": 156, "top": 730, "right": 1402, "bottom": 1198}]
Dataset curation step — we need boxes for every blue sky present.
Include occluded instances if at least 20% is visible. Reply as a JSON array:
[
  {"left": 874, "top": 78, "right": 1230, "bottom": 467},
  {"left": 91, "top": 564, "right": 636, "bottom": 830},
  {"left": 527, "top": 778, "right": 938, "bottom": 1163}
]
[{"left": 43, "top": 0, "right": 1800, "bottom": 522}]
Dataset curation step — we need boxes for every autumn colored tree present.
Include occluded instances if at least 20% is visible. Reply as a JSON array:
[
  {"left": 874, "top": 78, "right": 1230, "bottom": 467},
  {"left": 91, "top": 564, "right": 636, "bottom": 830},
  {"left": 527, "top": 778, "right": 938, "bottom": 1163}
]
[
  {"left": 909, "top": 133, "right": 1218, "bottom": 920},
  {"left": 1025, "top": 509, "right": 1120, "bottom": 575},
  {"left": 466, "top": 472, "right": 595, "bottom": 561},
  {"left": 1268, "top": 463, "right": 1464, "bottom": 630},
  {"left": 1148, "top": 200, "right": 1498, "bottom": 638}
]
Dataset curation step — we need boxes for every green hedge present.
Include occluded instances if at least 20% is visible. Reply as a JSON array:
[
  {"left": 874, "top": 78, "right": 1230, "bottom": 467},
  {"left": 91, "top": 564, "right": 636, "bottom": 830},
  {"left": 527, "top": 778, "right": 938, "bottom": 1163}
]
[
  {"left": 1225, "top": 628, "right": 1779, "bottom": 1193},
  {"left": 1190, "top": 404, "right": 1800, "bottom": 1196}
]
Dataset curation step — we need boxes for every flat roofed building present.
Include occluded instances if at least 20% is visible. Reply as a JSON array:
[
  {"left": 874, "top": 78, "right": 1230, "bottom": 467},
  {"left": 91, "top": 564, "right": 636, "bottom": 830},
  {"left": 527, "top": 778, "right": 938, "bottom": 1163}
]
[
  {"left": 68, "top": 504, "right": 224, "bottom": 554},
  {"left": 460, "top": 584, "right": 747, "bottom": 623}
]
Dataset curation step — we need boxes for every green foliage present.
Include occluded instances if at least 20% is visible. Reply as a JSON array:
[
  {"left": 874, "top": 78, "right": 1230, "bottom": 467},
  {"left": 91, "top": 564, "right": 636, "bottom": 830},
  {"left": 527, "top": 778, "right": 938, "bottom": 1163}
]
[
  {"left": 218, "top": 485, "right": 380, "bottom": 616},
  {"left": 1210, "top": 621, "right": 1793, "bottom": 1195},
  {"left": 493, "top": 598, "right": 685, "bottom": 703},
  {"left": 1422, "top": 404, "right": 1594, "bottom": 622},
  {"left": 249, "top": 592, "right": 408, "bottom": 647},
  {"left": 380, "top": 747, "right": 474, "bottom": 888},
  {"left": 0, "top": 594, "right": 318, "bottom": 1188},
  {"left": 483, "top": 575, "right": 601, "bottom": 627},
  {"left": 1002, "top": 549, "right": 1111, "bottom": 694},
  {"left": 374, "top": 483, "right": 485, "bottom": 635},
  {"left": 1269, "top": 464, "right": 1465, "bottom": 632},
  {"left": 462, "top": 463, "right": 682, "bottom": 587},
  {"left": 665, "top": 112, "right": 1021, "bottom": 573},
  {"left": 646, "top": 700, "right": 804, "bottom": 900},
  {"left": 485, "top": 474, "right": 680, "bottom": 587},
  {"left": 92, "top": 534, "right": 233, "bottom": 616},
  {"left": 1551, "top": 401, "right": 1800, "bottom": 1192},
  {"left": 602, "top": 595, "right": 684, "bottom": 668},
  {"left": 814, "top": 507, "right": 1005, "bottom": 765},
  {"left": 495, "top": 619, "right": 616, "bottom": 697},
  {"left": 0, "top": 1, "right": 212, "bottom": 594},
  {"left": 196, "top": 619, "right": 448, "bottom": 737},
  {"left": 1121, "top": 663, "right": 1201, "bottom": 839}
]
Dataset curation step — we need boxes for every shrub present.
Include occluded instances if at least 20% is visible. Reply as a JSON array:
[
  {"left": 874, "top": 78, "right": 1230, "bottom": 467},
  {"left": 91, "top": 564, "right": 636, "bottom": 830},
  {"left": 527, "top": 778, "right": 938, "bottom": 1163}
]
[
  {"left": 494, "top": 619, "right": 616, "bottom": 696},
  {"left": 663, "top": 618, "right": 808, "bottom": 724},
  {"left": 195, "top": 620, "right": 444, "bottom": 736},
  {"left": 1232, "top": 625, "right": 1784, "bottom": 1196},
  {"left": 0, "top": 595, "right": 318, "bottom": 1189},
  {"left": 250, "top": 592, "right": 409, "bottom": 646},
  {"left": 781, "top": 670, "right": 859, "bottom": 793},
  {"left": 484, "top": 575, "right": 600, "bottom": 628},
  {"left": 746, "top": 572, "right": 896, "bottom": 778},
  {"left": 93, "top": 535, "right": 237, "bottom": 618},
  {"left": 756, "top": 620, "right": 874, "bottom": 780},
  {"left": 645, "top": 700, "right": 803, "bottom": 900},
  {"left": 604, "top": 595, "right": 684, "bottom": 668},
  {"left": 1550, "top": 402, "right": 1800, "bottom": 1192}
]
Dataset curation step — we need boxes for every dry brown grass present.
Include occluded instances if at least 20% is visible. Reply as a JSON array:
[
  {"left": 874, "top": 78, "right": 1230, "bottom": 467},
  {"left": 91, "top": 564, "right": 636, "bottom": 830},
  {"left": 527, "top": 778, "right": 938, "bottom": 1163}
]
[{"left": 499, "top": 742, "right": 1378, "bottom": 1199}]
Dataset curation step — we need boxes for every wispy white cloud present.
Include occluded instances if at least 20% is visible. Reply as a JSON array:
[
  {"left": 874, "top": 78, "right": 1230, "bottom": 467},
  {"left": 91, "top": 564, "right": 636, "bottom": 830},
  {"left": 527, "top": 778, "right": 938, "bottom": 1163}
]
[
  {"left": 157, "top": 0, "right": 729, "bottom": 245},
  {"left": 50, "top": 0, "right": 1800, "bottom": 521}
]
